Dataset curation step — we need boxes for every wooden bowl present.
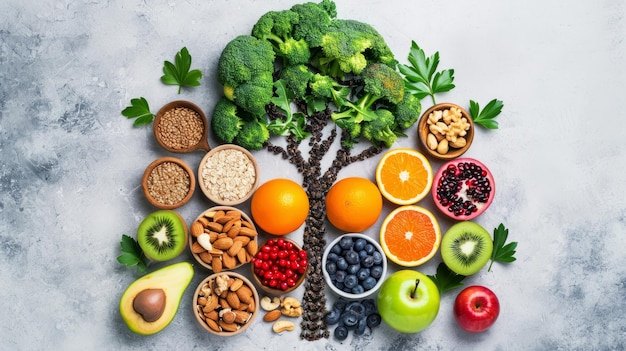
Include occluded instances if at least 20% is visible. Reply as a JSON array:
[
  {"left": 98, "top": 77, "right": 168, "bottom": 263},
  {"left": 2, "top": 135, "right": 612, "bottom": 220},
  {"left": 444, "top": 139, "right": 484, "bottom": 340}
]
[
  {"left": 153, "top": 100, "right": 210, "bottom": 153},
  {"left": 141, "top": 156, "right": 195, "bottom": 209},
  {"left": 197, "top": 144, "right": 260, "bottom": 206},
  {"left": 189, "top": 206, "right": 259, "bottom": 272},
  {"left": 251, "top": 238, "right": 308, "bottom": 295},
  {"left": 192, "top": 272, "right": 259, "bottom": 336},
  {"left": 417, "top": 102, "right": 474, "bottom": 160}
]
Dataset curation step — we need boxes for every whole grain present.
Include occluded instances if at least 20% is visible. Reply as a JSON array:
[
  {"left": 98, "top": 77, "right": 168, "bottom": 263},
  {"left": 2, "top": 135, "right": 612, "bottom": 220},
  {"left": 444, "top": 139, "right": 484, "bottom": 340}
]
[
  {"left": 157, "top": 106, "right": 204, "bottom": 150},
  {"left": 201, "top": 148, "right": 256, "bottom": 203},
  {"left": 146, "top": 161, "right": 190, "bottom": 205}
]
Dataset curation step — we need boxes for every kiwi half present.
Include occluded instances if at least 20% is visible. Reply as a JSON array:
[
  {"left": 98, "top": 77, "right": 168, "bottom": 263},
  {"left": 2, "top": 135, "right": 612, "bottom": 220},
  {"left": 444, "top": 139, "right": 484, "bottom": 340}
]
[
  {"left": 137, "top": 210, "right": 188, "bottom": 262},
  {"left": 440, "top": 221, "right": 493, "bottom": 276}
]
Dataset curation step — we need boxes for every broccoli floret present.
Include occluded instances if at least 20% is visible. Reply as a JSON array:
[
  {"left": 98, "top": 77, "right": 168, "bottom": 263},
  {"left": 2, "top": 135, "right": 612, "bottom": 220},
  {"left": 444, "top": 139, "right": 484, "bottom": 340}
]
[
  {"left": 309, "top": 73, "right": 350, "bottom": 107},
  {"left": 331, "top": 63, "right": 405, "bottom": 123},
  {"left": 211, "top": 98, "right": 245, "bottom": 143},
  {"left": 218, "top": 35, "right": 276, "bottom": 116},
  {"left": 234, "top": 119, "right": 270, "bottom": 150},
  {"left": 290, "top": 0, "right": 336, "bottom": 48},
  {"left": 361, "top": 109, "right": 397, "bottom": 147},
  {"left": 279, "top": 64, "right": 314, "bottom": 99},
  {"left": 392, "top": 91, "right": 422, "bottom": 132},
  {"left": 252, "top": 9, "right": 311, "bottom": 66},
  {"left": 335, "top": 118, "right": 361, "bottom": 147},
  {"left": 315, "top": 19, "right": 397, "bottom": 78}
]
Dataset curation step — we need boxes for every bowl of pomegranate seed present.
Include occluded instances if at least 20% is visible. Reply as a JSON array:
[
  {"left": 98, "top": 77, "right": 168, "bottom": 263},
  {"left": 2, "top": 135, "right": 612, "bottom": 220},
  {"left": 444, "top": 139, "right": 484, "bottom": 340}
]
[{"left": 250, "top": 237, "right": 309, "bottom": 295}]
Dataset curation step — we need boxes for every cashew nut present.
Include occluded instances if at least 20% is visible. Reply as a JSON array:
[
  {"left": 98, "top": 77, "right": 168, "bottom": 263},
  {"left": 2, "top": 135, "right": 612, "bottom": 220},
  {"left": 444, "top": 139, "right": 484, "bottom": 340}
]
[
  {"left": 280, "top": 296, "right": 303, "bottom": 317},
  {"left": 260, "top": 296, "right": 281, "bottom": 311},
  {"left": 197, "top": 233, "right": 212, "bottom": 251},
  {"left": 199, "top": 283, "right": 212, "bottom": 297},
  {"left": 272, "top": 320, "right": 295, "bottom": 333},
  {"left": 214, "top": 274, "right": 229, "bottom": 296}
]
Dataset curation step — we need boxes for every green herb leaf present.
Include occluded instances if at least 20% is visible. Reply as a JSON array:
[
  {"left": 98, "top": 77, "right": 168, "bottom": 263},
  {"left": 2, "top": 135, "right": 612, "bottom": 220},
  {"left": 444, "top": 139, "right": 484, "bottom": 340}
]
[
  {"left": 469, "top": 99, "right": 503, "bottom": 129},
  {"left": 398, "top": 41, "right": 455, "bottom": 104},
  {"left": 121, "top": 97, "right": 154, "bottom": 127},
  {"left": 267, "top": 80, "right": 310, "bottom": 140},
  {"left": 488, "top": 223, "right": 518, "bottom": 271},
  {"left": 427, "top": 262, "right": 466, "bottom": 294},
  {"left": 161, "top": 47, "right": 203, "bottom": 94},
  {"left": 116, "top": 234, "right": 149, "bottom": 272}
]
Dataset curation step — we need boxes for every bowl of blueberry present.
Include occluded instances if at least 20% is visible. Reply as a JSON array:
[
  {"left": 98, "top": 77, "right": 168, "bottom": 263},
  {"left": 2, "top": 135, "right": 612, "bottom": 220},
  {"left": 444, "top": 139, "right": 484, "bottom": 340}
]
[{"left": 322, "top": 233, "right": 387, "bottom": 300}]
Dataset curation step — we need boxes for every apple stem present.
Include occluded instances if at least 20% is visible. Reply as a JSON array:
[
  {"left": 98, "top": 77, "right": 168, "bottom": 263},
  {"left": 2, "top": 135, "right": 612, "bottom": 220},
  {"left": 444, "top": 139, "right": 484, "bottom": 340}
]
[{"left": 411, "top": 279, "right": 420, "bottom": 299}]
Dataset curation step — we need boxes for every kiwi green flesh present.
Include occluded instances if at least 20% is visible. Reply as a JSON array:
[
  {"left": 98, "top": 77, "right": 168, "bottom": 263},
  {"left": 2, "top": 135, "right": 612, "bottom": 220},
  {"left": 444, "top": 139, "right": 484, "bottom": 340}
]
[
  {"left": 138, "top": 210, "right": 186, "bottom": 261},
  {"left": 441, "top": 221, "right": 493, "bottom": 276}
]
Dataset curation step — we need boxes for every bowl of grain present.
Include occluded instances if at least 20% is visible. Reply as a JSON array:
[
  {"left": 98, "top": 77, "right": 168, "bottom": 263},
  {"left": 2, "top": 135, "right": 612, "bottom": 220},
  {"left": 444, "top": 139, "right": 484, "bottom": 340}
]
[
  {"left": 417, "top": 103, "right": 474, "bottom": 160},
  {"left": 141, "top": 156, "right": 195, "bottom": 209},
  {"left": 193, "top": 271, "right": 259, "bottom": 336},
  {"left": 198, "top": 144, "right": 259, "bottom": 206},
  {"left": 189, "top": 206, "right": 259, "bottom": 272},
  {"left": 153, "top": 100, "right": 211, "bottom": 153}
]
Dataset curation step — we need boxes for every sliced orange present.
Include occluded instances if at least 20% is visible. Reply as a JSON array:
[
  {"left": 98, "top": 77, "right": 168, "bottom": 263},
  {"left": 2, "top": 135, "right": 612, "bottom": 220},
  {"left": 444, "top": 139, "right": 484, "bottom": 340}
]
[
  {"left": 380, "top": 205, "right": 441, "bottom": 267},
  {"left": 375, "top": 148, "right": 433, "bottom": 205}
]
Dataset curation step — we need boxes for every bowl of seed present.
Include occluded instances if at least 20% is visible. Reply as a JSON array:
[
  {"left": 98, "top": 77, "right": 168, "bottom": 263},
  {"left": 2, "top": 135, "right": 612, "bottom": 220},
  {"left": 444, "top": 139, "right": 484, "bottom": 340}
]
[
  {"left": 193, "top": 271, "right": 259, "bottom": 336},
  {"left": 142, "top": 156, "right": 195, "bottom": 209},
  {"left": 417, "top": 102, "right": 474, "bottom": 160},
  {"left": 189, "top": 206, "right": 259, "bottom": 272},
  {"left": 153, "top": 100, "right": 211, "bottom": 153},
  {"left": 198, "top": 144, "right": 259, "bottom": 206}
]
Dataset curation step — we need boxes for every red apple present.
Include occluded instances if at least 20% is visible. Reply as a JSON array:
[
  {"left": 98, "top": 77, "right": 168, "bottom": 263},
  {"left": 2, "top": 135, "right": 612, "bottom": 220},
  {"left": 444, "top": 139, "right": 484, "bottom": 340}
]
[{"left": 453, "top": 285, "right": 500, "bottom": 332}]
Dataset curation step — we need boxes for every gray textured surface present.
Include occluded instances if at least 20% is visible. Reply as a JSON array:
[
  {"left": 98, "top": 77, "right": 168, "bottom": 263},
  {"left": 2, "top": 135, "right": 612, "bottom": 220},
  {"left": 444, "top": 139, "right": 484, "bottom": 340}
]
[{"left": 1, "top": 0, "right": 625, "bottom": 350}]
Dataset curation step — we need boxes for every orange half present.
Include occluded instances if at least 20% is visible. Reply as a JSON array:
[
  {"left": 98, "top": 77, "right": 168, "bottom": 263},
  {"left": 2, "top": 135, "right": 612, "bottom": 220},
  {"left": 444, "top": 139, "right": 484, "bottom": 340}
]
[
  {"left": 375, "top": 148, "right": 433, "bottom": 205},
  {"left": 380, "top": 205, "right": 441, "bottom": 267}
]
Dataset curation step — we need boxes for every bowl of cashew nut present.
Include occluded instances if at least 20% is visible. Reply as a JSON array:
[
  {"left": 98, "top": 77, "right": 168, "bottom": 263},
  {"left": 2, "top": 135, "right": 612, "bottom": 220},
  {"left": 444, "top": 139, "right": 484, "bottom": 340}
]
[{"left": 417, "top": 102, "right": 475, "bottom": 160}]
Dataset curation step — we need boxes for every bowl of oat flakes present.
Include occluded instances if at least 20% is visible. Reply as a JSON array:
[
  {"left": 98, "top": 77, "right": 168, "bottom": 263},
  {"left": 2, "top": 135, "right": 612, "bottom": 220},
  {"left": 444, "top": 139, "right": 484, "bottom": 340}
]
[
  {"left": 142, "top": 156, "right": 195, "bottom": 209},
  {"left": 198, "top": 144, "right": 259, "bottom": 206},
  {"left": 153, "top": 100, "right": 211, "bottom": 153}
]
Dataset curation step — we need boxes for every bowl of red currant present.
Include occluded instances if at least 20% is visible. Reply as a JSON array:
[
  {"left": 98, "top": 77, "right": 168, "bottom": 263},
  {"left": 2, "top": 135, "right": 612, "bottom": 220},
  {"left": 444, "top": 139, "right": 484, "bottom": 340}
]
[{"left": 250, "top": 237, "right": 309, "bottom": 295}]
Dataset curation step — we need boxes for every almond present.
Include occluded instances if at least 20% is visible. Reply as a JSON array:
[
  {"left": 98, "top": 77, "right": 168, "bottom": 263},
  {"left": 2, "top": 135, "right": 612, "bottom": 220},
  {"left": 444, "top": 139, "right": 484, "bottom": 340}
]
[
  {"left": 222, "top": 218, "right": 239, "bottom": 233},
  {"left": 236, "top": 285, "right": 253, "bottom": 304},
  {"left": 234, "top": 310, "right": 251, "bottom": 324},
  {"left": 205, "top": 318, "right": 221, "bottom": 332},
  {"left": 226, "top": 210, "right": 242, "bottom": 220},
  {"left": 246, "top": 240, "right": 258, "bottom": 256},
  {"left": 263, "top": 309, "right": 282, "bottom": 322},
  {"left": 206, "top": 222, "right": 223, "bottom": 233},
  {"left": 238, "top": 227, "right": 258, "bottom": 237},
  {"left": 211, "top": 256, "right": 222, "bottom": 273},
  {"left": 191, "top": 241, "right": 206, "bottom": 254},
  {"left": 227, "top": 240, "right": 243, "bottom": 257},
  {"left": 191, "top": 221, "right": 205, "bottom": 237},
  {"left": 213, "top": 237, "right": 234, "bottom": 250},
  {"left": 199, "top": 251, "right": 213, "bottom": 265},
  {"left": 233, "top": 236, "right": 251, "bottom": 246},
  {"left": 197, "top": 216, "right": 210, "bottom": 227},
  {"left": 229, "top": 278, "right": 244, "bottom": 292},
  {"left": 215, "top": 214, "right": 235, "bottom": 225},
  {"left": 226, "top": 222, "right": 241, "bottom": 238},
  {"left": 222, "top": 253, "right": 237, "bottom": 269},
  {"left": 236, "top": 246, "right": 247, "bottom": 264},
  {"left": 204, "top": 310, "right": 219, "bottom": 321},
  {"left": 219, "top": 320, "right": 239, "bottom": 332}
]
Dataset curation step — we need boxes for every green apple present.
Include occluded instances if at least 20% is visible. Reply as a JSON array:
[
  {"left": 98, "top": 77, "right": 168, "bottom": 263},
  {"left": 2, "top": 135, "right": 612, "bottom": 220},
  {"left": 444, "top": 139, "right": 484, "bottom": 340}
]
[{"left": 377, "top": 270, "right": 440, "bottom": 333}]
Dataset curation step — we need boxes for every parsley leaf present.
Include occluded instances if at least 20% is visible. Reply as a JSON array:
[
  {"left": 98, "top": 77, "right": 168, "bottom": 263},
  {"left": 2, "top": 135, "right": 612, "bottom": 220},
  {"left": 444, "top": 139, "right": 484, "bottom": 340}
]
[
  {"left": 398, "top": 41, "right": 455, "bottom": 105},
  {"left": 469, "top": 99, "right": 503, "bottom": 129},
  {"left": 116, "top": 234, "right": 149, "bottom": 272},
  {"left": 267, "top": 80, "right": 310, "bottom": 140},
  {"left": 121, "top": 97, "right": 154, "bottom": 127},
  {"left": 427, "top": 262, "right": 466, "bottom": 294},
  {"left": 488, "top": 223, "right": 517, "bottom": 271},
  {"left": 161, "top": 47, "right": 203, "bottom": 94}
]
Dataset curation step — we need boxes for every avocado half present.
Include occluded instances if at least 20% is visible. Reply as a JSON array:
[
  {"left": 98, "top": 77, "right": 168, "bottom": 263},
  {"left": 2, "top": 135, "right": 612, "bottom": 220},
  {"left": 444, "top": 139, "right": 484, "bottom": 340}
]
[{"left": 120, "top": 261, "right": 194, "bottom": 335}]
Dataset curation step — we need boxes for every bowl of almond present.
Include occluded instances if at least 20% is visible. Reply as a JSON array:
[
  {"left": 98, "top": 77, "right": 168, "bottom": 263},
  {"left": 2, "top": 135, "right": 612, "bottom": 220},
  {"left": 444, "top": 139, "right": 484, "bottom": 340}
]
[
  {"left": 417, "top": 102, "right": 474, "bottom": 160},
  {"left": 192, "top": 272, "right": 259, "bottom": 336},
  {"left": 189, "top": 206, "right": 259, "bottom": 272}
]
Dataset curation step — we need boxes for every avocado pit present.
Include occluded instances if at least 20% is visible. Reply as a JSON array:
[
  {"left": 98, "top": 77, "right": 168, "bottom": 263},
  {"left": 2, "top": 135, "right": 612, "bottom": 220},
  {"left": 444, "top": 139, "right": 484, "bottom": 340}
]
[{"left": 133, "top": 288, "right": 166, "bottom": 322}]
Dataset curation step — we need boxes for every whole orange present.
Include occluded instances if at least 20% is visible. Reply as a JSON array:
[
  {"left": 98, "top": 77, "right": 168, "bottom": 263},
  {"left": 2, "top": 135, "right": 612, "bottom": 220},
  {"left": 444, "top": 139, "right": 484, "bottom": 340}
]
[
  {"left": 325, "top": 177, "right": 383, "bottom": 233},
  {"left": 251, "top": 178, "right": 309, "bottom": 235}
]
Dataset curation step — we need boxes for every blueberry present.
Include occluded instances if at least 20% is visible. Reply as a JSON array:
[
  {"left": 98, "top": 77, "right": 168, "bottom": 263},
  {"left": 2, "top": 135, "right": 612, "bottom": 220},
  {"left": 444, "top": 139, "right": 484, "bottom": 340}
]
[
  {"left": 327, "top": 252, "right": 339, "bottom": 262},
  {"left": 351, "top": 284, "right": 364, "bottom": 295},
  {"left": 336, "top": 257, "right": 348, "bottom": 271},
  {"left": 366, "top": 313, "right": 382, "bottom": 328},
  {"left": 356, "top": 267, "right": 370, "bottom": 281},
  {"left": 345, "top": 250, "right": 360, "bottom": 265},
  {"left": 341, "top": 310, "right": 359, "bottom": 329},
  {"left": 362, "top": 276, "right": 377, "bottom": 291},
  {"left": 325, "top": 309, "right": 341, "bottom": 325},
  {"left": 334, "top": 270, "right": 347, "bottom": 283},
  {"left": 344, "top": 274, "right": 358, "bottom": 289},
  {"left": 361, "top": 255, "right": 375, "bottom": 268},
  {"left": 334, "top": 281, "right": 344, "bottom": 290},
  {"left": 333, "top": 298, "right": 348, "bottom": 312},
  {"left": 370, "top": 265, "right": 383, "bottom": 279},
  {"left": 372, "top": 251, "right": 383, "bottom": 264},
  {"left": 354, "top": 238, "right": 367, "bottom": 251},
  {"left": 358, "top": 249, "right": 368, "bottom": 259},
  {"left": 334, "top": 325, "right": 349, "bottom": 341},
  {"left": 355, "top": 317, "right": 367, "bottom": 335},
  {"left": 364, "top": 243, "right": 375, "bottom": 254},
  {"left": 339, "top": 236, "right": 354, "bottom": 250},
  {"left": 325, "top": 261, "right": 337, "bottom": 275},
  {"left": 362, "top": 299, "right": 377, "bottom": 316},
  {"left": 331, "top": 243, "right": 342, "bottom": 255},
  {"left": 347, "top": 264, "right": 360, "bottom": 275},
  {"left": 345, "top": 302, "right": 366, "bottom": 317}
]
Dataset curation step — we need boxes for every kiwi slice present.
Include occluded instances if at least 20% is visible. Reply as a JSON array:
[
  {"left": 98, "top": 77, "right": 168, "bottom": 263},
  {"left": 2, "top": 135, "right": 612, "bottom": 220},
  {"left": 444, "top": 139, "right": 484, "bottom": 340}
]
[
  {"left": 440, "top": 221, "right": 493, "bottom": 276},
  {"left": 137, "top": 210, "right": 188, "bottom": 262}
]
